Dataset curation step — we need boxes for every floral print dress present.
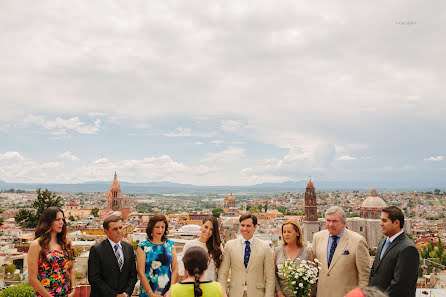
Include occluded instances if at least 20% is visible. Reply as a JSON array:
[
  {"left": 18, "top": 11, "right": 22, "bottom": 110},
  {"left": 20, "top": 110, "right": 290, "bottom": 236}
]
[
  {"left": 138, "top": 239, "right": 174, "bottom": 296},
  {"left": 36, "top": 250, "right": 72, "bottom": 297}
]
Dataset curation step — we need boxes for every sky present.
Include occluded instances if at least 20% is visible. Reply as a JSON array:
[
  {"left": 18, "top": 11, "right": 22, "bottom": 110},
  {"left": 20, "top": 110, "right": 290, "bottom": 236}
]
[{"left": 1, "top": 1, "right": 445, "bottom": 186}]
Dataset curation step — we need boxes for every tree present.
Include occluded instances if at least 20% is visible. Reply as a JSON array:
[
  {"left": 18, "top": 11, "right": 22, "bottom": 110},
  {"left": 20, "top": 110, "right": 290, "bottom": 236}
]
[
  {"left": 436, "top": 236, "right": 444, "bottom": 259},
  {"left": 69, "top": 215, "right": 75, "bottom": 221},
  {"left": 434, "top": 189, "right": 441, "bottom": 195},
  {"left": 91, "top": 207, "right": 99, "bottom": 217},
  {"left": 15, "top": 188, "right": 63, "bottom": 228},
  {"left": 212, "top": 208, "right": 223, "bottom": 218}
]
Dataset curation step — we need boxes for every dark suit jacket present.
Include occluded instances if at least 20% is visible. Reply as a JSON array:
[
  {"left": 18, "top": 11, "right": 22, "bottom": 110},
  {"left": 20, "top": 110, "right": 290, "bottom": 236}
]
[
  {"left": 369, "top": 232, "right": 419, "bottom": 297},
  {"left": 88, "top": 239, "right": 137, "bottom": 297}
]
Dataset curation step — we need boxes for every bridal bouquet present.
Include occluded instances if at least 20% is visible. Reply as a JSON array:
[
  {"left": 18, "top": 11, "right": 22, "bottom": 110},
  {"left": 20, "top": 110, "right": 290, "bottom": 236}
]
[{"left": 279, "top": 258, "right": 321, "bottom": 297}]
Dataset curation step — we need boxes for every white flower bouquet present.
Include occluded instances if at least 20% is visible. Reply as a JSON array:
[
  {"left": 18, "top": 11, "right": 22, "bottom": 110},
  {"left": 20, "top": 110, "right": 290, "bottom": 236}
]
[{"left": 279, "top": 258, "right": 321, "bottom": 297}]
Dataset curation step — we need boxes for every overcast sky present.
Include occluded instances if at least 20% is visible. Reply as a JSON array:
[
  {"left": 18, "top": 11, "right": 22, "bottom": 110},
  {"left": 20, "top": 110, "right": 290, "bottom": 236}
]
[{"left": 1, "top": 1, "right": 445, "bottom": 186}]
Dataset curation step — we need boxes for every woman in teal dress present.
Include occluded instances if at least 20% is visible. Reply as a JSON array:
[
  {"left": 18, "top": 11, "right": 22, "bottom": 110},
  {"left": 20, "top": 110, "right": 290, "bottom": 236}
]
[{"left": 137, "top": 214, "right": 178, "bottom": 297}]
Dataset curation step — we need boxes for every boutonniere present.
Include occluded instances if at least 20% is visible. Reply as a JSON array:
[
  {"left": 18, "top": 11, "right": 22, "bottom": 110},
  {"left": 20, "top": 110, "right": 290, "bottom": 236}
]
[{"left": 342, "top": 250, "right": 350, "bottom": 255}]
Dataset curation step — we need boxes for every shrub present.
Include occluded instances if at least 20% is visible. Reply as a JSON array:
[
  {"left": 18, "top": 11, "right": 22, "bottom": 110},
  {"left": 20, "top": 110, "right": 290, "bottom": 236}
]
[
  {"left": 4, "top": 264, "right": 16, "bottom": 274},
  {"left": 0, "top": 282, "right": 34, "bottom": 297}
]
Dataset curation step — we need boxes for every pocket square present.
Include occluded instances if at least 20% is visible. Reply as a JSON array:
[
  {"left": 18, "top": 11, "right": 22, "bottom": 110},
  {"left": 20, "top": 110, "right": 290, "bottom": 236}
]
[{"left": 343, "top": 250, "right": 350, "bottom": 255}]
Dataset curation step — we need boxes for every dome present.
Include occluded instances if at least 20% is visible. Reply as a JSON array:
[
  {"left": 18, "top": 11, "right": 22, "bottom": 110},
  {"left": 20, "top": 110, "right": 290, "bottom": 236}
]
[
  {"left": 361, "top": 189, "right": 386, "bottom": 209},
  {"left": 179, "top": 224, "right": 201, "bottom": 232},
  {"left": 307, "top": 180, "right": 314, "bottom": 187}
]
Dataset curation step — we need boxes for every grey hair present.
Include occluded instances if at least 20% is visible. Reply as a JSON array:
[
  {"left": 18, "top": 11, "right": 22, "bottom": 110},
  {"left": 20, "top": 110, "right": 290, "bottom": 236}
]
[{"left": 325, "top": 206, "right": 346, "bottom": 224}]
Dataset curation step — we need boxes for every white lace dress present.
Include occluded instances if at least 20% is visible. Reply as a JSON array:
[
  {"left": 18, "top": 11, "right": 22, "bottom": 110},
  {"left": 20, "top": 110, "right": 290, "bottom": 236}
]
[{"left": 178, "top": 239, "right": 218, "bottom": 281}]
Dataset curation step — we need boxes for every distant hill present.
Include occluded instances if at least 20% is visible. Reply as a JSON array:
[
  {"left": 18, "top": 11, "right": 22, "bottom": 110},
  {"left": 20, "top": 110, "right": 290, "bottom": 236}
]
[{"left": 0, "top": 180, "right": 443, "bottom": 194}]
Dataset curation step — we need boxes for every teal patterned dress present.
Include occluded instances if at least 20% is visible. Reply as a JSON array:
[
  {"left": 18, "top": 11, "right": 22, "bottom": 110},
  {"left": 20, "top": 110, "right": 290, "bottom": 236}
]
[{"left": 138, "top": 239, "right": 174, "bottom": 296}]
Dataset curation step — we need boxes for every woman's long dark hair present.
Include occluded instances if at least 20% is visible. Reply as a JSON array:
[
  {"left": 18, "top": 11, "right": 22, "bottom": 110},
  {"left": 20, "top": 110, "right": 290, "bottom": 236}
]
[
  {"left": 35, "top": 207, "right": 74, "bottom": 260},
  {"left": 183, "top": 246, "right": 209, "bottom": 297},
  {"left": 202, "top": 216, "right": 222, "bottom": 269}
]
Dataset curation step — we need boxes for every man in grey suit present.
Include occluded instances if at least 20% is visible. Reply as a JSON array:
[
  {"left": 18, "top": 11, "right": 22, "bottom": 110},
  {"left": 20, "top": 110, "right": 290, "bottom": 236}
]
[{"left": 369, "top": 206, "right": 419, "bottom": 297}]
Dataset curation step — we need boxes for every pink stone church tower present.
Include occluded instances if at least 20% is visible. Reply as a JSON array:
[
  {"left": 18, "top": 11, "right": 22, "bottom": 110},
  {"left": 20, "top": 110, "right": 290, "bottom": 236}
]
[{"left": 107, "top": 172, "right": 122, "bottom": 211}]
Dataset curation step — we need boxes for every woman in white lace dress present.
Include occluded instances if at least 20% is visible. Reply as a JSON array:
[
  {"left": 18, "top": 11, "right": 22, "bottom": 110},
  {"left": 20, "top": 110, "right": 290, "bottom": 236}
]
[{"left": 179, "top": 216, "right": 222, "bottom": 281}]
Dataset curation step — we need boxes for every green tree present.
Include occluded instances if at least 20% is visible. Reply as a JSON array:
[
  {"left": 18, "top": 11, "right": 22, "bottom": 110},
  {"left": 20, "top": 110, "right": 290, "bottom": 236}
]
[
  {"left": 69, "top": 215, "right": 75, "bottom": 221},
  {"left": 436, "top": 236, "right": 444, "bottom": 259},
  {"left": 212, "top": 208, "right": 223, "bottom": 218},
  {"left": 91, "top": 207, "right": 100, "bottom": 217},
  {"left": 434, "top": 189, "right": 441, "bottom": 195},
  {"left": 15, "top": 188, "right": 62, "bottom": 228}
]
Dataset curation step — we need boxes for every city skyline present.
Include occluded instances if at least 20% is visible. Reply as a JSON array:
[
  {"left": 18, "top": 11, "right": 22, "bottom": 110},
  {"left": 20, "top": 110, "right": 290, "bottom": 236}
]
[{"left": 1, "top": 2, "right": 445, "bottom": 186}]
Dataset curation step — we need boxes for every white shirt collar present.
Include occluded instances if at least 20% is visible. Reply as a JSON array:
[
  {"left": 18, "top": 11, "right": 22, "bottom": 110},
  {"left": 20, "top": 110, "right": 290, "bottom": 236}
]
[
  {"left": 388, "top": 230, "right": 404, "bottom": 243},
  {"left": 242, "top": 236, "right": 254, "bottom": 245},
  {"left": 107, "top": 238, "right": 122, "bottom": 249}
]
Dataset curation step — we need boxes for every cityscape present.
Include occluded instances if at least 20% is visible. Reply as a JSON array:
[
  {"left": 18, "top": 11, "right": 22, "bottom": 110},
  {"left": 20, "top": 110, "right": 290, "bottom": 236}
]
[{"left": 1, "top": 172, "right": 446, "bottom": 295}]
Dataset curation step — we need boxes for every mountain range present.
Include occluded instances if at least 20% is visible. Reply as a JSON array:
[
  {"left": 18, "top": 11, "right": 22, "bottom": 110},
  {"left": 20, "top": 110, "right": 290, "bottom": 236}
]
[{"left": 0, "top": 180, "right": 443, "bottom": 194}]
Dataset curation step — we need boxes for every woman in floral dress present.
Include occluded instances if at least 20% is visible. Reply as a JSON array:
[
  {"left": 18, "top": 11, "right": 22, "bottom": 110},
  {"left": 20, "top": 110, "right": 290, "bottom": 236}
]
[
  {"left": 28, "top": 207, "right": 76, "bottom": 297},
  {"left": 137, "top": 214, "right": 178, "bottom": 297}
]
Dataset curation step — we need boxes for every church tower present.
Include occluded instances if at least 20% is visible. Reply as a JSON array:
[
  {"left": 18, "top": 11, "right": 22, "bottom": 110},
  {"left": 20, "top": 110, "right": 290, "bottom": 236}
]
[
  {"left": 107, "top": 172, "right": 122, "bottom": 211},
  {"left": 303, "top": 180, "right": 320, "bottom": 243},
  {"left": 121, "top": 195, "right": 131, "bottom": 220},
  {"left": 304, "top": 180, "right": 318, "bottom": 221}
]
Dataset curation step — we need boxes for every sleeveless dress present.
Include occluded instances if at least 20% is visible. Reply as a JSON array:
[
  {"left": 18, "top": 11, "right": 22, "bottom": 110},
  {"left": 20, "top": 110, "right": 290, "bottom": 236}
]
[
  {"left": 138, "top": 239, "right": 175, "bottom": 296},
  {"left": 36, "top": 250, "right": 72, "bottom": 297},
  {"left": 275, "top": 245, "right": 312, "bottom": 297},
  {"left": 179, "top": 239, "right": 219, "bottom": 281},
  {"left": 171, "top": 281, "right": 222, "bottom": 297}
]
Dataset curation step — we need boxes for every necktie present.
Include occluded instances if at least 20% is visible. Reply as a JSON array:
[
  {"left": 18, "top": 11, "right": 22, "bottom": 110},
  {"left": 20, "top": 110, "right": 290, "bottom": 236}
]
[
  {"left": 244, "top": 241, "right": 251, "bottom": 268},
  {"left": 380, "top": 238, "right": 391, "bottom": 260},
  {"left": 328, "top": 235, "right": 338, "bottom": 267},
  {"left": 114, "top": 244, "right": 123, "bottom": 271}
]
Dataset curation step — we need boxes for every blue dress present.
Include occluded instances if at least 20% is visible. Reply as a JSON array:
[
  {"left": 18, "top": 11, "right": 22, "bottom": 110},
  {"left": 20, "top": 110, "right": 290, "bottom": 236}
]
[{"left": 138, "top": 239, "right": 174, "bottom": 296}]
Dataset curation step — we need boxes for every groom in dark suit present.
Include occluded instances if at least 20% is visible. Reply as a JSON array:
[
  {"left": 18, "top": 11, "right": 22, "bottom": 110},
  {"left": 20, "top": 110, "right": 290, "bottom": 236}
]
[
  {"left": 88, "top": 215, "right": 137, "bottom": 297},
  {"left": 369, "top": 206, "right": 419, "bottom": 297}
]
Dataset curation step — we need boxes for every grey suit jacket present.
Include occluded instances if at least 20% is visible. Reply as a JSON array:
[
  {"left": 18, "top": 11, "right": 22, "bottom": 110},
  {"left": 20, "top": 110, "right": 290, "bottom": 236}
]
[{"left": 369, "top": 232, "right": 419, "bottom": 297}]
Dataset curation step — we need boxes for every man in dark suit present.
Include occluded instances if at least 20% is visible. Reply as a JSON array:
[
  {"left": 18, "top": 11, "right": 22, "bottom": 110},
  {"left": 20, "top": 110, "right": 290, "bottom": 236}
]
[
  {"left": 369, "top": 206, "right": 419, "bottom": 297},
  {"left": 88, "top": 215, "right": 137, "bottom": 297}
]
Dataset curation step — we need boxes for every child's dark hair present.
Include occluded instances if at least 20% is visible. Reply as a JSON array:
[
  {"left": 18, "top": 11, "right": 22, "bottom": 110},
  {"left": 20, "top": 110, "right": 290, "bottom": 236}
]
[{"left": 183, "top": 246, "right": 209, "bottom": 297}]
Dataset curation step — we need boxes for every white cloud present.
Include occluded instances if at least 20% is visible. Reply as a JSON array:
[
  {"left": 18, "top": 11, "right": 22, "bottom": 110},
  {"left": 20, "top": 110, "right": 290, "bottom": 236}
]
[
  {"left": 164, "top": 127, "right": 216, "bottom": 138},
  {"left": 201, "top": 148, "right": 245, "bottom": 164},
  {"left": 164, "top": 127, "right": 192, "bottom": 137},
  {"left": 24, "top": 115, "right": 101, "bottom": 136},
  {"left": 221, "top": 120, "right": 243, "bottom": 132},
  {"left": 424, "top": 156, "right": 444, "bottom": 161},
  {"left": 93, "top": 158, "right": 109, "bottom": 165},
  {"left": 337, "top": 155, "right": 356, "bottom": 161},
  {"left": 58, "top": 151, "right": 80, "bottom": 161},
  {"left": 0, "top": 151, "right": 25, "bottom": 162},
  {"left": 211, "top": 140, "right": 224, "bottom": 145}
]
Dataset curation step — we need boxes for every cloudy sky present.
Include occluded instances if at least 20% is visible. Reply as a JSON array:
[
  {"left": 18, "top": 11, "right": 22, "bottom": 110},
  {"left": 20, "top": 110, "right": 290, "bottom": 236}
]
[{"left": 1, "top": 1, "right": 445, "bottom": 186}]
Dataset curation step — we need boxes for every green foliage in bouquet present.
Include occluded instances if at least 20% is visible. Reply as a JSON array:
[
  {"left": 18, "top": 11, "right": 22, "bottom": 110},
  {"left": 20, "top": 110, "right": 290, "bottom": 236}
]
[
  {"left": 279, "top": 258, "right": 321, "bottom": 297},
  {"left": 0, "top": 282, "right": 35, "bottom": 297}
]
